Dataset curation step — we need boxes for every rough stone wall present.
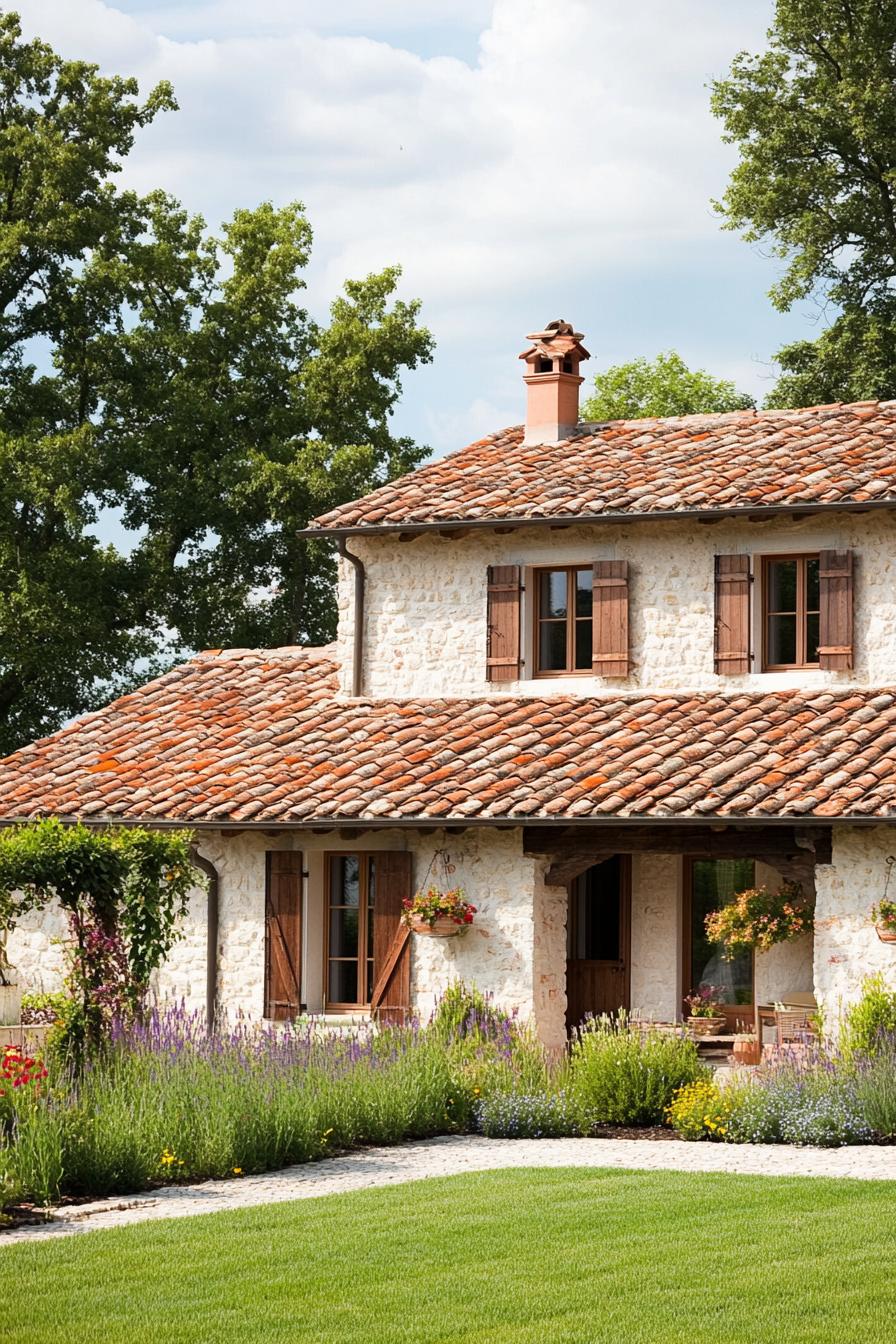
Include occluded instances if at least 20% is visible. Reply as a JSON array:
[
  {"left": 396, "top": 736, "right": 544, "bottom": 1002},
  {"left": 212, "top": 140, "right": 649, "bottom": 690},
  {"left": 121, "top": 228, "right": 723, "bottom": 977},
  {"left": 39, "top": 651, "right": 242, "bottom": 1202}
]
[
  {"left": 10, "top": 825, "right": 887, "bottom": 1036},
  {"left": 5, "top": 903, "right": 67, "bottom": 999},
  {"left": 629, "top": 853, "right": 681, "bottom": 1021},
  {"left": 336, "top": 512, "right": 896, "bottom": 699},
  {"left": 815, "top": 825, "right": 896, "bottom": 1019},
  {"left": 3, "top": 829, "right": 561, "bottom": 1042}
]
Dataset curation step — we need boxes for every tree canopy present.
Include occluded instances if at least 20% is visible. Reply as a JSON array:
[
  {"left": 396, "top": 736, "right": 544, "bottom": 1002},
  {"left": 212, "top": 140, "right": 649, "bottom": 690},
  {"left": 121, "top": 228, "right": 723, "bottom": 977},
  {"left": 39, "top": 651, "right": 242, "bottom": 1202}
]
[
  {"left": 0, "top": 13, "right": 433, "bottom": 755},
  {"left": 711, "top": 0, "right": 896, "bottom": 406},
  {"left": 580, "top": 351, "right": 755, "bottom": 422}
]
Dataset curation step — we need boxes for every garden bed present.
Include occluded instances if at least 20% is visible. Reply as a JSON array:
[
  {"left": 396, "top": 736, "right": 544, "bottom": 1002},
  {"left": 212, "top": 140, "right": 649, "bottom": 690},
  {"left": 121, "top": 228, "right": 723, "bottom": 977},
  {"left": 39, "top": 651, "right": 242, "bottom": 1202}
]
[{"left": 3, "top": 981, "right": 896, "bottom": 1219}]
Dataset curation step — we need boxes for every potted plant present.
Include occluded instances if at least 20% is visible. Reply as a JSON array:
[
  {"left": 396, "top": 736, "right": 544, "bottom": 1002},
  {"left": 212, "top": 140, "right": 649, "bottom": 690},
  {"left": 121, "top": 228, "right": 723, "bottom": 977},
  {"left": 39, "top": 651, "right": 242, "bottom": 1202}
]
[
  {"left": 731, "top": 1030, "right": 761, "bottom": 1066},
  {"left": 684, "top": 986, "right": 726, "bottom": 1036},
  {"left": 704, "top": 881, "right": 813, "bottom": 957},
  {"left": 402, "top": 885, "right": 477, "bottom": 937},
  {"left": 871, "top": 899, "right": 896, "bottom": 944}
]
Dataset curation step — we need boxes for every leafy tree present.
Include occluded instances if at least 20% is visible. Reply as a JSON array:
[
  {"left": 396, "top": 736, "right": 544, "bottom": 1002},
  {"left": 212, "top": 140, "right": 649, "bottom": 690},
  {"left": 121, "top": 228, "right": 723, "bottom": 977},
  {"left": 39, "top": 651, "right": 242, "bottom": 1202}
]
[
  {"left": 0, "top": 14, "right": 433, "bottom": 754},
  {"left": 711, "top": 0, "right": 896, "bottom": 406},
  {"left": 580, "top": 351, "right": 755, "bottom": 421}
]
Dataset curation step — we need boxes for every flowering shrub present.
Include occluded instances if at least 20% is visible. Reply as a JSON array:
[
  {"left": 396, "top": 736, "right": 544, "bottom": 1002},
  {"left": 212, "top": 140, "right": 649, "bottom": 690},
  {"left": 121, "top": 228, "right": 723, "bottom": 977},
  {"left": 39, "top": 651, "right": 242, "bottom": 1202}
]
[
  {"left": 871, "top": 898, "right": 896, "bottom": 932},
  {"left": 20, "top": 992, "right": 71, "bottom": 1026},
  {"left": 570, "top": 1016, "right": 709, "bottom": 1129},
  {"left": 0, "top": 1045, "right": 48, "bottom": 1125},
  {"left": 475, "top": 1090, "right": 577, "bottom": 1139},
  {"left": 665, "top": 1080, "right": 730, "bottom": 1141},
  {"left": 723, "top": 1049, "right": 873, "bottom": 1146},
  {"left": 402, "top": 885, "right": 476, "bottom": 928},
  {"left": 704, "top": 881, "right": 812, "bottom": 957},
  {"left": 683, "top": 985, "right": 724, "bottom": 1018}
]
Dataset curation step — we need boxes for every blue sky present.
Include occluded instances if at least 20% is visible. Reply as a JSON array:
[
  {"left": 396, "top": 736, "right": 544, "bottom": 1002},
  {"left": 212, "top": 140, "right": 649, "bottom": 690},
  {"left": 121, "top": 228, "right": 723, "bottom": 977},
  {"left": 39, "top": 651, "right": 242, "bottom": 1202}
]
[{"left": 16, "top": 0, "right": 820, "bottom": 460}]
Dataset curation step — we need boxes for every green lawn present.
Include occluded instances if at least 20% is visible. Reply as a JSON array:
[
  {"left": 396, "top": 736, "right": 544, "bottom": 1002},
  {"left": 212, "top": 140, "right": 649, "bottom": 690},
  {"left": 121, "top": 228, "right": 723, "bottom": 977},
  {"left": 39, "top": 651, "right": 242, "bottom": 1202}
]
[{"left": 3, "top": 1167, "right": 895, "bottom": 1344}]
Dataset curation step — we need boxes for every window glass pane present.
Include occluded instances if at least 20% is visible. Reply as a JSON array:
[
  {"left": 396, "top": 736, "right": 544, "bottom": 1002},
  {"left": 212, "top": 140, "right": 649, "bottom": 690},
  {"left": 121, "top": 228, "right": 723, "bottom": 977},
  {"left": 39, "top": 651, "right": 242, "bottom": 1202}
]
[
  {"left": 366, "top": 959, "right": 374, "bottom": 1002},
  {"left": 331, "top": 856, "right": 359, "bottom": 907},
  {"left": 806, "top": 557, "right": 820, "bottom": 610},
  {"left": 538, "top": 621, "right": 567, "bottom": 671},
  {"left": 329, "top": 907, "right": 358, "bottom": 958},
  {"left": 571, "top": 858, "right": 621, "bottom": 961},
  {"left": 575, "top": 568, "right": 592, "bottom": 617},
  {"left": 539, "top": 570, "right": 568, "bottom": 618},
  {"left": 328, "top": 960, "right": 358, "bottom": 1004},
  {"left": 574, "top": 619, "right": 591, "bottom": 670},
  {"left": 806, "top": 612, "right": 820, "bottom": 663},
  {"left": 367, "top": 859, "right": 375, "bottom": 959},
  {"left": 767, "top": 560, "right": 797, "bottom": 613},
  {"left": 690, "top": 859, "right": 754, "bottom": 1009},
  {"left": 767, "top": 613, "right": 797, "bottom": 665}
]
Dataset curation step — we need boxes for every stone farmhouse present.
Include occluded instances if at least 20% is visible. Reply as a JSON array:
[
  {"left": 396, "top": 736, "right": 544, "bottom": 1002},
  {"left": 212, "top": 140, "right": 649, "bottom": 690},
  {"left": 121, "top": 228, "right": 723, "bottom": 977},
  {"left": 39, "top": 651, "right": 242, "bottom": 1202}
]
[{"left": 3, "top": 319, "right": 896, "bottom": 1050}]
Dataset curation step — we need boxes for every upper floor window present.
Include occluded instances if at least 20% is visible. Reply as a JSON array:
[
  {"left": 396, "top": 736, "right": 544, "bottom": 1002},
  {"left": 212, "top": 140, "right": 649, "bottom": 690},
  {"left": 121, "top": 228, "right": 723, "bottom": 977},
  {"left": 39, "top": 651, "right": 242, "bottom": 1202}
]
[
  {"left": 534, "top": 566, "right": 592, "bottom": 675},
  {"left": 762, "top": 555, "right": 820, "bottom": 670}
]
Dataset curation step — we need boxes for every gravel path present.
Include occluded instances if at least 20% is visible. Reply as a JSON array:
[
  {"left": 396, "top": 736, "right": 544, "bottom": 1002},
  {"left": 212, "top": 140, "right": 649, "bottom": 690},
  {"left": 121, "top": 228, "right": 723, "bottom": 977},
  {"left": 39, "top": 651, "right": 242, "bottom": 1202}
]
[{"left": 3, "top": 1134, "right": 895, "bottom": 1246}]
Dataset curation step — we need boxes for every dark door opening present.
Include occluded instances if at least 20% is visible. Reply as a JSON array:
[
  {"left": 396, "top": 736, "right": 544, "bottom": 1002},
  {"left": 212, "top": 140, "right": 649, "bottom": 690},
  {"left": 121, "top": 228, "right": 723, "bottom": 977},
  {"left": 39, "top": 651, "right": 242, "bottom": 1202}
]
[{"left": 566, "top": 855, "right": 631, "bottom": 1032}]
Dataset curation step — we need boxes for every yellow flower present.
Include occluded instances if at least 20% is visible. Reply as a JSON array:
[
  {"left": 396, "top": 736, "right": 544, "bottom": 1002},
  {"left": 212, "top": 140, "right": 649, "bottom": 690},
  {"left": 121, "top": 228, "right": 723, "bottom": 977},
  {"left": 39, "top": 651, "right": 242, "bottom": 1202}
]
[{"left": 232, "top": 1167, "right": 243, "bottom": 1176}]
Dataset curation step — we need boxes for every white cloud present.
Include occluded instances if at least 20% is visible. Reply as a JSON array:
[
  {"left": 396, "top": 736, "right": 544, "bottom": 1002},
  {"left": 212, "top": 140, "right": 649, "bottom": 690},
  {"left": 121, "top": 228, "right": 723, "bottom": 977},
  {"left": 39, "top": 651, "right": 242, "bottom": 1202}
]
[{"left": 14, "top": 0, "right": 792, "bottom": 453}]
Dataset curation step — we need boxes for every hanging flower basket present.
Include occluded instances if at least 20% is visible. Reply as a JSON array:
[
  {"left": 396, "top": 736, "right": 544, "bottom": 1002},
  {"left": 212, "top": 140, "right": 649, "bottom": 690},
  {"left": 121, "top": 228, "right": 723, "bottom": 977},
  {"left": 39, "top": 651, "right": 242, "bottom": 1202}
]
[
  {"left": 872, "top": 899, "right": 896, "bottom": 943},
  {"left": 704, "top": 881, "right": 813, "bottom": 958},
  {"left": 401, "top": 856, "right": 476, "bottom": 938},
  {"left": 406, "top": 914, "right": 467, "bottom": 938}
]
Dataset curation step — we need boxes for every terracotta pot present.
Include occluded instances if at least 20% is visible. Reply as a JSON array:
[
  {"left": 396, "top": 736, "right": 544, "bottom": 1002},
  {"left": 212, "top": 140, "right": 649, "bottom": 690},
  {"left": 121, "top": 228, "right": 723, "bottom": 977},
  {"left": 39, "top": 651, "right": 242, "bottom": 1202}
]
[
  {"left": 407, "top": 915, "right": 467, "bottom": 938},
  {"left": 732, "top": 1037, "right": 761, "bottom": 1066},
  {"left": 687, "top": 1015, "right": 726, "bottom": 1036},
  {"left": 875, "top": 924, "right": 896, "bottom": 944}
]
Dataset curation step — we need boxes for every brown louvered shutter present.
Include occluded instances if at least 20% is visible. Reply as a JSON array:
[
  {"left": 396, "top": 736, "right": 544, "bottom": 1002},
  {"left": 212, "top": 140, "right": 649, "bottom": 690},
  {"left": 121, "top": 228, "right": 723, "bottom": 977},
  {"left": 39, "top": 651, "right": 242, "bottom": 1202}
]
[
  {"left": 714, "top": 554, "right": 751, "bottom": 675},
  {"left": 818, "top": 549, "right": 854, "bottom": 670},
  {"left": 486, "top": 565, "right": 521, "bottom": 682},
  {"left": 592, "top": 561, "right": 630, "bottom": 677},
  {"left": 264, "top": 851, "right": 303, "bottom": 1020},
  {"left": 370, "top": 851, "right": 412, "bottom": 1026}
]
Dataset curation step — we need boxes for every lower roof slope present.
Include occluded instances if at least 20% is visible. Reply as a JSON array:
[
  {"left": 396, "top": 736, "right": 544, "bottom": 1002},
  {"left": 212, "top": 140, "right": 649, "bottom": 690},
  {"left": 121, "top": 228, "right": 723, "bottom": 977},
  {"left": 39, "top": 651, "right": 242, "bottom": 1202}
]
[{"left": 0, "top": 647, "right": 894, "bottom": 826}]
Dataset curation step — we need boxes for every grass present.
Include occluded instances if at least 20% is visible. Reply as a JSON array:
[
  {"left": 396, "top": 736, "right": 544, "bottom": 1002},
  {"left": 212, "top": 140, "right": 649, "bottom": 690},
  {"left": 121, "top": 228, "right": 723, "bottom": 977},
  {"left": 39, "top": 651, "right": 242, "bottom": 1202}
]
[{"left": 2, "top": 1167, "right": 895, "bottom": 1344}]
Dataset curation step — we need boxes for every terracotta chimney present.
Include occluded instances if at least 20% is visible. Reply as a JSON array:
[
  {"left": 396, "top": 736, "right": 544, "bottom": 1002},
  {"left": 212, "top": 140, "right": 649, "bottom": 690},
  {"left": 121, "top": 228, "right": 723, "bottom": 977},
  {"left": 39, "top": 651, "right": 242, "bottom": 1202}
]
[{"left": 519, "top": 319, "right": 590, "bottom": 445}]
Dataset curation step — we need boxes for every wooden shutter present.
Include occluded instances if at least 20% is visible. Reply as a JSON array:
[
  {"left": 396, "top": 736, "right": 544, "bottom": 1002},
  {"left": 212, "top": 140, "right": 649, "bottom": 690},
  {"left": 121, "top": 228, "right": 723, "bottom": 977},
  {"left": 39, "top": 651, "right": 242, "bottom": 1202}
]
[
  {"left": 369, "top": 851, "right": 412, "bottom": 1026},
  {"left": 714, "top": 554, "right": 751, "bottom": 675},
  {"left": 486, "top": 565, "right": 521, "bottom": 682},
  {"left": 264, "top": 851, "right": 303, "bottom": 1020},
  {"left": 818, "top": 549, "right": 854, "bottom": 670},
  {"left": 592, "top": 561, "right": 630, "bottom": 677}
]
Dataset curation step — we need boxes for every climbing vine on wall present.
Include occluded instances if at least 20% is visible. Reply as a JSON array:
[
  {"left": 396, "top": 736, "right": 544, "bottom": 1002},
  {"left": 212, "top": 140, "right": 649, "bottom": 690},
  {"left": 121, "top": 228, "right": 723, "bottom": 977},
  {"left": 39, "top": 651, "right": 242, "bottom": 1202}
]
[{"left": 0, "top": 820, "right": 200, "bottom": 1053}]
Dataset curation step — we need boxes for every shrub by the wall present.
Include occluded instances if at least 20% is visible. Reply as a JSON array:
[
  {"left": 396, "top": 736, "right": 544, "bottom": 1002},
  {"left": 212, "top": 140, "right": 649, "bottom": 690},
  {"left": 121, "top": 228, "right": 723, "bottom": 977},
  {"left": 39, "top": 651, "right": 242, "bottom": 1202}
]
[{"left": 569, "top": 1017, "right": 708, "bottom": 1129}]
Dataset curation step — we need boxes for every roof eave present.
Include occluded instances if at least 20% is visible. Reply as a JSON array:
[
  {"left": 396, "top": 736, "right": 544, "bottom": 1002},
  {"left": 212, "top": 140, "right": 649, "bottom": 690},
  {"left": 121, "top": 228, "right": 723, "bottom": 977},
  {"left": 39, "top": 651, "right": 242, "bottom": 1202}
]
[
  {"left": 299, "top": 495, "right": 896, "bottom": 540},
  {"left": 0, "top": 813, "right": 888, "bottom": 830}
]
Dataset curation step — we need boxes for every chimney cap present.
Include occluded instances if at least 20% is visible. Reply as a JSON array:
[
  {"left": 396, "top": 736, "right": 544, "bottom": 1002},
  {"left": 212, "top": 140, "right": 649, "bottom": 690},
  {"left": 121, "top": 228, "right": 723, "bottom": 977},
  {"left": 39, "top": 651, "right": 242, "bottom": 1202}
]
[
  {"left": 519, "top": 318, "right": 590, "bottom": 364},
  {"left": 525, "top": 318, "right": 585, "bottom": 343}
]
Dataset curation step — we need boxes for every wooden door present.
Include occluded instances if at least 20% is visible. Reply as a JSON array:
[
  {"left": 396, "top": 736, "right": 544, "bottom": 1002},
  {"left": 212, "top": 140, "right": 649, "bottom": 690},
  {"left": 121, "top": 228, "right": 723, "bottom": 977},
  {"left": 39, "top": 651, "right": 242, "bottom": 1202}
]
[
  {"left": 370, "top": 851, "right": 412, "bottom": 1025},
  {"left": 566, "top": 856, "right": 631, "bottom": 1032}
]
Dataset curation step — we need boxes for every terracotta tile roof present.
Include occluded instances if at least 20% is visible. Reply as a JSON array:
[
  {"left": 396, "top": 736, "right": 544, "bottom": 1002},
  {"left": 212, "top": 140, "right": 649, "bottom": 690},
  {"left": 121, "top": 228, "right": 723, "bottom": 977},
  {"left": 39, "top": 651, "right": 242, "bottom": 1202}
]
[
  {"left": 309, "top": 401, "right": 896, "bottom": 531},
  {"left": 1, "top": 647, "right": 895, "bottom": 825}
]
